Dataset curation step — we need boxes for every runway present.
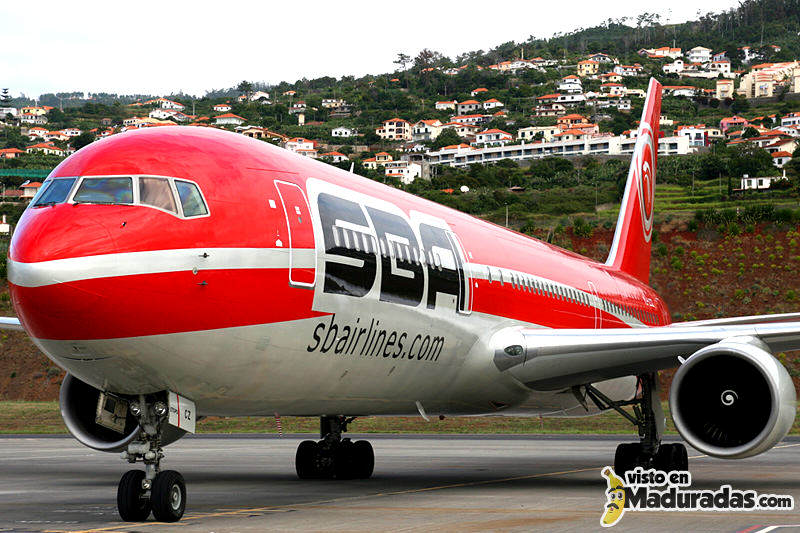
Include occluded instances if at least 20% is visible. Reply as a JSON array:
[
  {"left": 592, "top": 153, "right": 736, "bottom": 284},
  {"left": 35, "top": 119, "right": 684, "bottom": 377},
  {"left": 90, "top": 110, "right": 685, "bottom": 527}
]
[{"left": 0, "top": 434, "right": 799, "bottom": 532}]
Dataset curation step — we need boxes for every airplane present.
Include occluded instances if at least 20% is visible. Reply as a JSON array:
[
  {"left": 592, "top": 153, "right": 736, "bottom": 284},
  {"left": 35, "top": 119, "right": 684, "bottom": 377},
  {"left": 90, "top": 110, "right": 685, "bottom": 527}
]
[{"left": 2, "top": 77, "right": 797, "bottom": 522}]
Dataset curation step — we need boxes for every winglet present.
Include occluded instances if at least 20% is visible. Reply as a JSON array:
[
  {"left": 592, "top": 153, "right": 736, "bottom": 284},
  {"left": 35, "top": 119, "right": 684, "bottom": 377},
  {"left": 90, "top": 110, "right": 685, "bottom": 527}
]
[{"left": 605, "top": 77, "right": 662, "bottom": 284}]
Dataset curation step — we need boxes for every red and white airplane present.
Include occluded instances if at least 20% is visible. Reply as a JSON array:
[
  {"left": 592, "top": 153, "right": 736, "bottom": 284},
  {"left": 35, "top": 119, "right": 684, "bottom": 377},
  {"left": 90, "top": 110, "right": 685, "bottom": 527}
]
[{"left": 3, "top": 78, "right": 797, "bottom": 522}]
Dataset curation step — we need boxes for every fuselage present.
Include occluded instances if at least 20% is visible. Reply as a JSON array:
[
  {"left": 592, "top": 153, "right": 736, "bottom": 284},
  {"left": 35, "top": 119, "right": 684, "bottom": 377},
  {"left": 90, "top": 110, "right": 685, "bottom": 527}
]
[{"left": 7, "top": 127, "right": 669, "bottom": 418}]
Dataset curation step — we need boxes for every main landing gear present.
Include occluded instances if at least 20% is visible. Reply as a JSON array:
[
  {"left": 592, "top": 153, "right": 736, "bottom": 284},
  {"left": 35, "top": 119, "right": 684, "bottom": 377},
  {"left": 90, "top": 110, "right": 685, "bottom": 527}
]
[
  {"left": 577, "top": 373, "right": 688, "bottom": 475},
  {"left": 295, "top": 416, "right": 374, "bottom": 480},
  {"left": 117, "top": 397, "right": 186, "bottom": 523}
]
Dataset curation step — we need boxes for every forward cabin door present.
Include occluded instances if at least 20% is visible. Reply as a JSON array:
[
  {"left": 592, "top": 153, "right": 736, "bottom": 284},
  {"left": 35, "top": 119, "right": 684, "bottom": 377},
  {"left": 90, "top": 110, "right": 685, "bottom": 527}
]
[{"left": 275, "top": 180, "right": 316, "bottom": 288}]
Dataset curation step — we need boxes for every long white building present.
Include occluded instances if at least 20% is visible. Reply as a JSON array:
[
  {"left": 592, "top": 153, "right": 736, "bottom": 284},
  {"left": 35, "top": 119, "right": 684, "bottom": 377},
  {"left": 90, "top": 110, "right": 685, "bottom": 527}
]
[{"left": 424, "top": 135, "right": 690, "bottom": 167}]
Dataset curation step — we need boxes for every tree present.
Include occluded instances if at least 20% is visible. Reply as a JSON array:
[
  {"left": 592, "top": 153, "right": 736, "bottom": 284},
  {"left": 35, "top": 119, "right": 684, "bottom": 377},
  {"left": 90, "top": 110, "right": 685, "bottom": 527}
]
[
  {"left": 731, "top": 96, "right": 750, "bottom": 114},
  {"left": 742, "top": 126, "right": 759, "bottom": 138},
  {"left": 429, "top": 128, "right": 462, "bottom": 150},
  {"left": 393, "top": 53, "right": 411, "bottom": 71},
  {"left": 237, "top": 81, "right": 253, "bottom": 100},
  {"left": 71, "top": 131, "right": 96, "bottom": 151}
]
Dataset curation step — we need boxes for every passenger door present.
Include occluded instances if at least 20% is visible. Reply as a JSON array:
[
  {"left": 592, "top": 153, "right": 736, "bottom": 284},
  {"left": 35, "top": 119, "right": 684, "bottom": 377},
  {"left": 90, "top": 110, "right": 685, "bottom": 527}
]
[{"left": 275, "top": 180, "right": 316, "bottom": 288}]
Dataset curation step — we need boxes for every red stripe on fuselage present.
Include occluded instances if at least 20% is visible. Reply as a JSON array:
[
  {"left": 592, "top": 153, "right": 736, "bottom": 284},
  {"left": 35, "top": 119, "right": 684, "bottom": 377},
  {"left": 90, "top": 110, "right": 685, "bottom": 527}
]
[{"left": 10, "top": 268, "right": 326, "bottom": 340}]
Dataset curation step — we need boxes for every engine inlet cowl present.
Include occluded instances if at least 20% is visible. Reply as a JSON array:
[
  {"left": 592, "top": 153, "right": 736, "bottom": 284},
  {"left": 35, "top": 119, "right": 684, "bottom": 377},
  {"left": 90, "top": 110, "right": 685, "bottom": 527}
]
[{"left": 669, "top": 337, "right": 796, "bottom": 459}]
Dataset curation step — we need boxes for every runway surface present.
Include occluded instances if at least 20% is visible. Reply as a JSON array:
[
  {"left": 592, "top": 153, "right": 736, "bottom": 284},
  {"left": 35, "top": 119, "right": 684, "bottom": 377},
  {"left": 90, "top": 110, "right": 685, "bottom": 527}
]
[{"left": 0, "top": 434, "right": 799, "bottom": 532}]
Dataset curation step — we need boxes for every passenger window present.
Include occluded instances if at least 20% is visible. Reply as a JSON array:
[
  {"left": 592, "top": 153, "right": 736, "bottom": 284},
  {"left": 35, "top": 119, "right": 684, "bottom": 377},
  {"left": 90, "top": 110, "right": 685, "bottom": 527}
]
[
  {"left": 140, "top": 178, "right": 177, "bottom": 213},
  {"left": 74, "top": 177, "right": 133, "bottom": 204},
  {"left": 32, "top": 177, "right": 77, "bottom": 207},
  {"left": 175, "top": 180, "right": 208, "bottom": 217}
]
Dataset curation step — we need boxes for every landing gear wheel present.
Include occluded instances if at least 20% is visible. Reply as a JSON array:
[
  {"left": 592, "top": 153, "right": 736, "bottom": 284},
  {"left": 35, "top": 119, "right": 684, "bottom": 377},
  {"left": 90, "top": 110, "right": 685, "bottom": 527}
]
[
  {"left": 296, "top": 440, "right": 321, "bottom": 479},
  {"left": 614, "top": 442, "right": 641, "bottom": 475},
  {"left": 352, "top": 440, "right": 374, "bottom": 479},
  {"left": 117, "top": 470, "right": 151, "bottom": 522},
  {"left": 653, "top": 443, "right": 689, "bottom": 472},
  {"left": 151, "top": 470, "right": 186, "bottom": 523},
  {"left": 334, "top": 441, "right": 356, "bottom": 480}
]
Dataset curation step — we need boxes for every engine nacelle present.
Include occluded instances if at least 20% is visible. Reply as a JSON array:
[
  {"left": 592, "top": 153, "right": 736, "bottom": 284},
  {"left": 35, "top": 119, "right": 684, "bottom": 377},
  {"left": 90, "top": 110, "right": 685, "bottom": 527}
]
[
  {"left": 670, "top": 337, "right": 796, "bottom": 459},
  {"left": 60, "top": 374, "right": 185, "bottom": 452}
]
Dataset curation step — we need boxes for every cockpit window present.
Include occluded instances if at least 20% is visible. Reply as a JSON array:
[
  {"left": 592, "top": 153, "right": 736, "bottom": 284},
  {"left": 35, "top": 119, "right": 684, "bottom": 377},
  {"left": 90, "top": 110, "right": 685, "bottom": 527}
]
[
  {"left": 32, "top": 178, "right": 77, "bottom": 207},
  {"left": 73, "top": 177, "right": 133, "bottom": 204},
  {"left": 139, "top": 177, "right": 177, "bottom": 213},
  {"left": 175, "top": 180, "right": 208, "bottom": 217}
]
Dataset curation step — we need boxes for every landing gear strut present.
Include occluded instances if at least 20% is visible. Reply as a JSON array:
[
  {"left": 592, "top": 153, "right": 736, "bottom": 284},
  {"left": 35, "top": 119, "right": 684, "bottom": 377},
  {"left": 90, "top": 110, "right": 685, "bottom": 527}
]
[
  {"left": 117, "top": 396, "right": 186, "bottom": 522},
  {"left": 295, "top": 416, "right": 374, "bottom": 480},
  {"left": 578, "top": 373, "right": 688, "bottom": 475}
]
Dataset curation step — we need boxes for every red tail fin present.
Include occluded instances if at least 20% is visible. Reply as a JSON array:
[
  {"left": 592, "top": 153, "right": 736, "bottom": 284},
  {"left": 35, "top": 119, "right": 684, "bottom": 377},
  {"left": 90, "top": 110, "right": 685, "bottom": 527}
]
[{"left": 605, "top": 78, "right": 662, "bottom": 284}]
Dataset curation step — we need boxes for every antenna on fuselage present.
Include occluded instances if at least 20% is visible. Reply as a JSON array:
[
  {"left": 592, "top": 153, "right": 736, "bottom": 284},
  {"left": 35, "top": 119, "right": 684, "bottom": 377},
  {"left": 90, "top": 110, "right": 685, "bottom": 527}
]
[{"left": 349, "top": 162, "right": 354, "bottom": 173}]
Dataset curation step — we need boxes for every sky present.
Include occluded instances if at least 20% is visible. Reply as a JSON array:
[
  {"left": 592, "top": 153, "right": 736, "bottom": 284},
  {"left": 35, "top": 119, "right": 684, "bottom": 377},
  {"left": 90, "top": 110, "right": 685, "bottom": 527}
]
[{"left": 1, "top": 0, "right": 740, "bottom": 99}]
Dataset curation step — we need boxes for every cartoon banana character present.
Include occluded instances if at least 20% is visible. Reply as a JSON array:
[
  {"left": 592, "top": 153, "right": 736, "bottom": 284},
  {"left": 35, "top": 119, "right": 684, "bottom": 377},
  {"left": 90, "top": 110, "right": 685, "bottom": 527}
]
[{"left": 601, "top": 467, "right": 626, "bottom": 527}]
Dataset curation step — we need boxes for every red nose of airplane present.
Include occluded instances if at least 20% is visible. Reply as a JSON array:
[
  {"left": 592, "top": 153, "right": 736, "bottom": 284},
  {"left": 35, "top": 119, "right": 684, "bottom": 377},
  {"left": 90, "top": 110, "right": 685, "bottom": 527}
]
[{"left": 8, "top": 203, "right": 122, "bottom": 340}]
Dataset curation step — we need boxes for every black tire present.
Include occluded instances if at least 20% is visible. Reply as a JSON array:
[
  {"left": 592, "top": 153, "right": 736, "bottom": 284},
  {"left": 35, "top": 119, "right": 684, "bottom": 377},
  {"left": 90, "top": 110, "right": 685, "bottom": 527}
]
[
  {"left": 296, "top": 440, "right": 320, "bottom": 479},
  {"left": 117, "top": 469, "right": 151, "bottom": 522},
  {"left": 334, "top": 441, "right": 356, "bottom": 480},
  {"left": 673, "top": 443, "right": 689, "bottom": 471},
  {"left": 352, "top": 440, "right": 374, "bottom": 479},
  {"left": 653, "top": 443, "right": 674, "bottom": 472},
  {"left": 614, "top": 443, "right": 640, "bottom": 475},
  {"left": 151, "top": 470, "right": 186, "bottom": 523}
]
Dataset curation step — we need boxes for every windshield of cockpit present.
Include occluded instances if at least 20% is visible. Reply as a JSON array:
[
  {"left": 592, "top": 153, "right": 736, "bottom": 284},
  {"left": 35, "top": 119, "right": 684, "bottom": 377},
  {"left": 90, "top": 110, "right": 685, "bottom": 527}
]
[{"left": 30, "top": 175, "right": 208, "bottom": 218}]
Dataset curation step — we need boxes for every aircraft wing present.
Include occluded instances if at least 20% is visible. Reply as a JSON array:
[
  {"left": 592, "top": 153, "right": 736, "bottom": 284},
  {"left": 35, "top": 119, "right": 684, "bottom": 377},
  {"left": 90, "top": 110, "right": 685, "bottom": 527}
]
[
  {"left": 670, "top": 312, "right": 800, "bottom": 327},
  {"left": 0, "top": 317, "right": 23, "bottom": 331},
  {"left": 492, "top": 321, "right": 800, "bottom": 391}
]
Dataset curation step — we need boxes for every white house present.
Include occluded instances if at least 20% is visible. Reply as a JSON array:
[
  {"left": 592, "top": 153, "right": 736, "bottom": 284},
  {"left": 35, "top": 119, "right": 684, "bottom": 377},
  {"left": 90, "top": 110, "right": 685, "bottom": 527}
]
[
  {"left": 663, "top": 59, "right": 684, "bottom": 74},
  {"left": 470, "top": 88, "right": 489, "bottom": 97},
  {"left": 435, "top": 100, "right": 457, "bottom": 111},
  {"left": 442, "top": 122, "right": 480, "bottom": 137},
  {"left": 214, "top": 113, "right": 246, "bottom": 126},
  {"left": 213, "top": 103, "right": 232, "bottom": 112},
  {"left": 740, "top": 172, "right": 787, "bottom": 189},
  {"left": 708, "top": 60, "right": 731, "bottom": 76},
  {"left": 149, "top": 109, "right": 178, "bottom": 120},
  {"left": 332, "top": 126, "right": 356, "bottom": 137},
  {"left": 320, "top": 151, "right": 349, "bottom": 163},
  {"left": 558, "top": 75, "right": 583, "bottom": 94},
  {"left": 19, "top": 113, "right": 47, "bottom": 125},
  {"left": 675, "top": 124, "right": 722, "bottom": 148},
  {"left": 0, "top": 107, "right": 17, "bottom": 117},
  {"left": 556, "top": 93, "right": 586, "bottom": 105},
  {"left": 772, "top": 151, "right": 792, "bottom": 168},
  {"left": 321, "top": 98, "right": 345, "bottom": 109},
  {"left": 249, "top": 91, "right": 271, "bottom": 102},
  {"left": 384, "top": 161, "right": 421, "bottom": 185},
  {"left": 600, "top": 83, "right": 626, "bottom": 96},
  {"left": 289, "top": 101, "right": 307, "bottom": 114},
  {"left": 157, "top": 98, "right": 185, "bottom": 110},
  {"left": 687, "top": 46, "right": 712, "bottom": 64},
  {"left": 412, "top": 119, "right": 443, "bottom": 141},
  {"left": 473, "top": 129, "right": 513, "bottom": 146},
  {"left": 781, "top": 112, "right": 800, "bottom": 127},
  {"left": 482, "top": 98, "right": 504, "bottom": 110},
  {"left": 613, "top": 64, "right": 644, "bottom": 77},
  {"left": 456, "top": 100, "right": 481, "bottom": 115},
  {"left": 517, "top": 126, "right": 561, "bottom": 142},
  {"left": 448, "top": 114, "right": 486, "bottom": 126}
]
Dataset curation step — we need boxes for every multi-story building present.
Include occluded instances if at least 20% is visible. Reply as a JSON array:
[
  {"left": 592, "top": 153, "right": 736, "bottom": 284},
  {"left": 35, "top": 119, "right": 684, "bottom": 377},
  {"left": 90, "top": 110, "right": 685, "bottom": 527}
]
[{"left": 376, "top": 118, "right": 412, "bottom": 141}]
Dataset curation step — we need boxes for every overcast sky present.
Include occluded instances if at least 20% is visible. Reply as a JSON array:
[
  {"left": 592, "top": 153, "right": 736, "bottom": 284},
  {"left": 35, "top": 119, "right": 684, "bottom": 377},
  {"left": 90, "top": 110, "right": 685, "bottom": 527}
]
[{"left": 1, "top": 0, "right": 739, "bottom": 99}]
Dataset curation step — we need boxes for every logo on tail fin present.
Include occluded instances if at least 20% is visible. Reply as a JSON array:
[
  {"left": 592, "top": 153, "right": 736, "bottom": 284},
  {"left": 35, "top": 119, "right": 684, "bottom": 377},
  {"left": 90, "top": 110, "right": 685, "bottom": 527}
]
[{"left": 636, "top": 125, "right": 656, "bottom": 242}]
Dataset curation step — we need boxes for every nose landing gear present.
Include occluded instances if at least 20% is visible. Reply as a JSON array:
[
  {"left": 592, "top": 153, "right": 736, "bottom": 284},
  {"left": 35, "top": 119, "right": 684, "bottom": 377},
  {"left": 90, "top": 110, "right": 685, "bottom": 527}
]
[
  {"left": 117, "top": 397, "right": 187, "bottom": 522},
  {"left": 295, "top": 416, "right": 375, "bottom": 480}
]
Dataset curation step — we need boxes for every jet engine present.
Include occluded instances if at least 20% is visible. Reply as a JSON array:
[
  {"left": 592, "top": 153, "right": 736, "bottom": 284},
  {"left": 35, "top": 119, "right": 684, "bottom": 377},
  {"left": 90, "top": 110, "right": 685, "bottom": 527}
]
[
  {"left": 669, "top": 337, "right": 796, "bottom": 459},
  {"left": 60, "top": 373, "right": 185, "bottom": 452}
]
